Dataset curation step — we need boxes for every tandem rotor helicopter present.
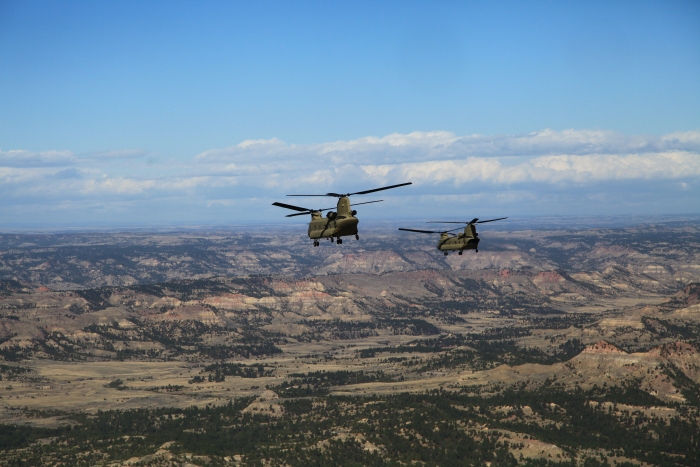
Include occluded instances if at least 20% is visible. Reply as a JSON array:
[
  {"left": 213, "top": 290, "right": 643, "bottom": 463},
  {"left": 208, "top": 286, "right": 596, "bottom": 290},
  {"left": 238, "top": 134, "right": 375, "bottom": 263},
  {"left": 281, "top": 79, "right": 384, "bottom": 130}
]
[
  {"left": 399, "top": 217, "right": 508, "bottom": 255},
  {"left": 272, "top": 182, "right": 412, "bottom": 246}
]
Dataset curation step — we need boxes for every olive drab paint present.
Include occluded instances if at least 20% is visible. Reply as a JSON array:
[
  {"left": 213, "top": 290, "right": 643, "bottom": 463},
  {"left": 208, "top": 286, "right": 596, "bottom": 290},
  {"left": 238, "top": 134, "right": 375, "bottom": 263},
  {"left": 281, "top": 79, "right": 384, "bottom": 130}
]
[
  {"left": 272, "top": 182, "right": 412, "bottom": 246},
  {"left": 436, "top": 225, "right": 479, "bottom": 252},
  {"left": 398, "top": 217, "right": 508, "bottom": 256},
  {"left": 307, "top": 197, "right": 359, "bottom": 240}
]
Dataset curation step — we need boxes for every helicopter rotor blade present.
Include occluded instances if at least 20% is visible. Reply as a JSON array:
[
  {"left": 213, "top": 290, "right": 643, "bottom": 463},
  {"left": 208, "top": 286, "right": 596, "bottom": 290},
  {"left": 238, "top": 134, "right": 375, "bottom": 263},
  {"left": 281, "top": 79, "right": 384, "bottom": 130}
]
[
  {"left": 275, "top": 202, "right": 340, "bottom": 217},
  {"left": 285, "top": 207, "right": 338, "bottom": 217},
  {"left": 398, "top": 228, "right": 442, "bottom": 234},
  {"left": 349, "top": 182, "right": 412, "bottom": 196},
  {"left": 399, "top": 226, "right": 464, "bottom": 234},
  {"left": 351, "top": 200, "right": 383, "bottom": 207},
  {"left": 287, "top": 182, "right": 411, "bottom": 197},
  {"left": 428, "top": 217, "right": 501, "bottom": 225},
  {"left": 272, "top": 201, "right": 312, "bottom": 212},
  {"left": 476, "top": 217, "right": 508, "bottom": 224},
  {"left": 284, "top": 199, "right": 384, "bottom": 218}
]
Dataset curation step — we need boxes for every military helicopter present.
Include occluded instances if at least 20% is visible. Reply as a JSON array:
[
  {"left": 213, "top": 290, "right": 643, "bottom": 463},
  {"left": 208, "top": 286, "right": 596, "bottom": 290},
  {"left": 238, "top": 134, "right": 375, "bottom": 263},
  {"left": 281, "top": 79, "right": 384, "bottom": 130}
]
[
  {"left": 399, "top": 217, "right": 507, "bottom": 255},
  {"left": 272, "top": 182, "right": 412, "bottom": 246}
]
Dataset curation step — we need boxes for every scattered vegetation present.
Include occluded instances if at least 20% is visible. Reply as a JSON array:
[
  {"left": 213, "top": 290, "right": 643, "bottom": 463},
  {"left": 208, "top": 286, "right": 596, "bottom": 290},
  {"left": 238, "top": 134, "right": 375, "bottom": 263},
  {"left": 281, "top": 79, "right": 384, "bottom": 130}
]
[
  {"left": 0, "top": 384, "right": 698, "bottom": 466},
  {"left": 203, "top": 363, "right": 274, "bottom": 381},
  {"left": 359, "top": 334, "right": 586, "bottom": 370}
]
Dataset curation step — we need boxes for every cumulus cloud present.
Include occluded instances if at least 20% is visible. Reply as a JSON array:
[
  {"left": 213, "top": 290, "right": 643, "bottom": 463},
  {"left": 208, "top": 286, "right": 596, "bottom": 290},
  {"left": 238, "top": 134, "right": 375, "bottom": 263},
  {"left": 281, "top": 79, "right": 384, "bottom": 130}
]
[
  {"left": 361, "top": 151, "right": 700, "bottom": 186},
  {"left": 193, "top": 129, "right": 700, "bottom": 191},
  {"left": 195, "top": 128, "right": 700, "bottom": 166},
  {"left": 2, "top": 128, "right": 700, "bottom": 225}
]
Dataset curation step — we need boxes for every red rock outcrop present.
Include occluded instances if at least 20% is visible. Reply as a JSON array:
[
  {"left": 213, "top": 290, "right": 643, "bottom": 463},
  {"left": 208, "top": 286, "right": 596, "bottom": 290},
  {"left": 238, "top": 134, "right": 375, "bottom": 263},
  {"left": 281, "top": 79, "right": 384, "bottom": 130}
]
[
  {"left": 647, "top": 341, "right": 696, "bottom": 358},
  {"left": 581, "top": 341, "right": 626, "bottom": 354},
  {"left": 532, "top": 271, "right": 566, "bottom": 284}
]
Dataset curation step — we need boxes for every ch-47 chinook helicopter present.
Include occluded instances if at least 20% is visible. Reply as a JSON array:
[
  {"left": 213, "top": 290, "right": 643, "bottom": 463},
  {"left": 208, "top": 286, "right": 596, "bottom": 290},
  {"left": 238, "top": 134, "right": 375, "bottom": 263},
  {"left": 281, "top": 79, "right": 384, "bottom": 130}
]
[
  {"left": 272, "top": 182, "right": 412, "bottom": 246},
  {"left": 399, "top": 217, "right": 507, "bottom": 256}
]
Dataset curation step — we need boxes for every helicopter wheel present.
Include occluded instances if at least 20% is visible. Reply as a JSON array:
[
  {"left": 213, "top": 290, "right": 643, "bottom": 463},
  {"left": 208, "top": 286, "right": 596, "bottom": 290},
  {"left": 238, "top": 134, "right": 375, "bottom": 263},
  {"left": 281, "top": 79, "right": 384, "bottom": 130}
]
[
  {"left": 444, "top": 252, "right": 448, "bottom": 256},
  {"left": 355, "top": 234, "right": 359, "bottom": 240},
  {"left": 313, "top": 241, "right": 319, "bottom": 247},
  {"left": 475, "top": 249, "right": 478, "bottom": 253},
  {"left": 337, "top": 238, "right": 343, "bottom": 244},
  {"left": 458, "top": 251, "right": 462, "bottom": 255}
]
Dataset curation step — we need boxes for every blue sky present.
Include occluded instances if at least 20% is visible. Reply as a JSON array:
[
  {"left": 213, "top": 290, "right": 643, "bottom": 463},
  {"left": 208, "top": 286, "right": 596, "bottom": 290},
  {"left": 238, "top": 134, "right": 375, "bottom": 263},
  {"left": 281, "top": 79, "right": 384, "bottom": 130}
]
[{"left": 1, "top": 1, "right": 699, "bottom": 227}]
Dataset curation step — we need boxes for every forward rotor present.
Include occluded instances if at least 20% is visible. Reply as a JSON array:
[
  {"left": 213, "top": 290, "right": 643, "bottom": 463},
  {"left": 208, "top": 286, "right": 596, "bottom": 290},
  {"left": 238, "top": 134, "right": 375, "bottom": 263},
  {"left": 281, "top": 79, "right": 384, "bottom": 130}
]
[
  {"left": 273, "top": 200, "right": 384, "bottom": 217},
  {"left": 287, "top": 182, "right": 412, "bottom": 197}
]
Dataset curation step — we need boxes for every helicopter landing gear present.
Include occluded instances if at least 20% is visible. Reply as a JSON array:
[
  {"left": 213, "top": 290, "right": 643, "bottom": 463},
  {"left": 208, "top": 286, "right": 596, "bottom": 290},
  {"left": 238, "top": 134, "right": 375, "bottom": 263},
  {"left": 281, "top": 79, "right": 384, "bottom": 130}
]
[
  {"left": 355, "top": 234, "right": 359, "bottom": 240},
  {"left": 336, "top": 238, "right": 343, "bottom": 244},
  {"left": 444, "top": 252, "right": 448, "bottom": 256},
  {"left": 458, "top": 250, "right": 463, "bottom": 255},
  {"left": 475, "top": 249, "right": 478, "bottom": 253},
  {"left": 313, "top": 241, "right": 319, "bottom": 247}
]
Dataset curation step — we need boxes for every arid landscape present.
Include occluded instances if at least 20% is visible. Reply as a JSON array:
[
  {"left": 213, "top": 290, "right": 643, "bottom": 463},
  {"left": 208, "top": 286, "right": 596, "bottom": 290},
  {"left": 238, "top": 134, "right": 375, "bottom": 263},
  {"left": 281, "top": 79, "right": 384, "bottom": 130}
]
[
  {"left": 5, "top": 0, "right": 699, "bottom": 465},
  {"left": 1, "top": 220, "right": 700, "bottom": 466}
]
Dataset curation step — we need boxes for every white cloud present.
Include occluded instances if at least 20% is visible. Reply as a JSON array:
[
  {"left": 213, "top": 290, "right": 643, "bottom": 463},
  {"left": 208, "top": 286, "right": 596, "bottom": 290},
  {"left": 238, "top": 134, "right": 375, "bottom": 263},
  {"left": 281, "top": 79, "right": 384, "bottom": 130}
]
[
  {"left": 0, "top": 149, "right": 76, "bottom": 167},
  {"left": 2, "top": 128, "right": 700, "bottom": 224},
  {"left": 82, "top": 178, "right": 157, "bottom": 194},
  {"left": 195, "top": 137, "right": 289, "bottom": 163},
  {"left": 527, "top": 151, "right": 700, "bottom": 183},
  {"left": 360, "top": 150, "right": 700, "bottom": 186},
  {"left": 0, "top": 148, "right": 147, "bottom": 168},
  {"left": 195, "top": 128, "right": 700, "bottom": 167},
  {"left": 660, "top": 130, "right": 700, "bottom": 146}
]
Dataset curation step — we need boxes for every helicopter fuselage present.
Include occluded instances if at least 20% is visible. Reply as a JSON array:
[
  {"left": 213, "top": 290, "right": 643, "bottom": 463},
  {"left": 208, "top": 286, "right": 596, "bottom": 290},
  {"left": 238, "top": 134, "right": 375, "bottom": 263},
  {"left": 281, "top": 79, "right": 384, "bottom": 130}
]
[
  {"left": 437, "top": 225, "right": 480, "bottom": 252},
  {"left": 399, "top": 215, "right": 506, "bottom": 255},
  {"left": 307, "top": 196, "right": 359, "bottom": 240},
  {"left": 275, "top": 182, "right": 412, "bottom": 246}
]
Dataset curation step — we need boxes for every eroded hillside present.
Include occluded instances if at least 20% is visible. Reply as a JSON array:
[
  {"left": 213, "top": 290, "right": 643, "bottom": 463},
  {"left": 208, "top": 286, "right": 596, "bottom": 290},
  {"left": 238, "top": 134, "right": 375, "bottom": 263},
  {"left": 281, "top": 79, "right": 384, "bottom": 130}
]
[
  {"left": 0, "top": 224, "right": 699, "bottom": 466},
  {"left": 1, "top": 223, "right": 698, "bottom": 290}
]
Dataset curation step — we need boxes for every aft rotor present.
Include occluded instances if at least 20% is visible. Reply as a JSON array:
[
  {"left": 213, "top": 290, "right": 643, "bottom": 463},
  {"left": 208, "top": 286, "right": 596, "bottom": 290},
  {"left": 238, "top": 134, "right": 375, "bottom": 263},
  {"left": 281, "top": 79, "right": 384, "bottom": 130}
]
[
  {"left": 271, "top": 182, "right": 413, "bottom": 247},
  {"left": 426, "top": 217, "right": 508, "bottom": 225}
]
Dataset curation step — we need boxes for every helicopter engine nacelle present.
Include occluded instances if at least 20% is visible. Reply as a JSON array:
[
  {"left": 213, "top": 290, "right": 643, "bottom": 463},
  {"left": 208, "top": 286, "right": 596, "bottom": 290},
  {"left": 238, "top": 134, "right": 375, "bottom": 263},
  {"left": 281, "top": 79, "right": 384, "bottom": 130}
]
[{"left": 326, "top": 211, "right": 337, "bottom": 220}]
